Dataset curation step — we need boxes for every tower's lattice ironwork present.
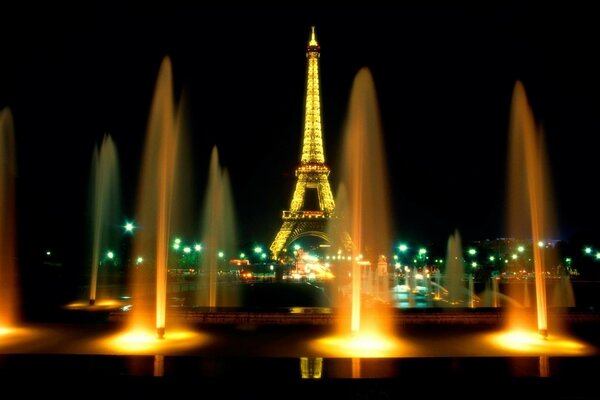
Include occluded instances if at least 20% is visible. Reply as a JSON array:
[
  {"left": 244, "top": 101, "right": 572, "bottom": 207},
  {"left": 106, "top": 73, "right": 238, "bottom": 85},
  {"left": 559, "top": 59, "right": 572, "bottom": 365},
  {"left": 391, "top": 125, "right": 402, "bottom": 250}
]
[{"left": 270, "top": 27, "right": 338, "bottom": 260}]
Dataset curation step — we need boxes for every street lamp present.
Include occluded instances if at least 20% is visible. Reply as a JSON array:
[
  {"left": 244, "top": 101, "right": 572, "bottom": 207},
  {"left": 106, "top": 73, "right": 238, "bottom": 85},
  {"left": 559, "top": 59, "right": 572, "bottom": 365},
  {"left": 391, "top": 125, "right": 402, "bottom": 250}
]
[{"left": 124, "top": 221, "right": 135, "bottom": 233}]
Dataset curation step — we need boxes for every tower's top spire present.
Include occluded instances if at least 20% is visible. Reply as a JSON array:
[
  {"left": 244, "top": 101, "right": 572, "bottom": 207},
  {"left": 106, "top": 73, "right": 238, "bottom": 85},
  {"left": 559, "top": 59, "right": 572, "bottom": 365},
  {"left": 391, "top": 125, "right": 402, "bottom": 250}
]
[
  {"left": 307, "top": 26, "right": 319, "bottom": 51},
  {"left": 301, "top": 25, "right": 324, "bottom": 164}
]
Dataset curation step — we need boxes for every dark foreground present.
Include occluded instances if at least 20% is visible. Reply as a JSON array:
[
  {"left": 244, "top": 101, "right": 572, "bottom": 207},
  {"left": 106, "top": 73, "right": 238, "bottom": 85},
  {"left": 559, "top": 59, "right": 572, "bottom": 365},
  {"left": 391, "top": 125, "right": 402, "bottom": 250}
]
[
  {"left": 1, "top": 353, "right": 600, "bottom": 399},
  {"left": 1, "top": 312, "right": 600, "bottom": 399}
]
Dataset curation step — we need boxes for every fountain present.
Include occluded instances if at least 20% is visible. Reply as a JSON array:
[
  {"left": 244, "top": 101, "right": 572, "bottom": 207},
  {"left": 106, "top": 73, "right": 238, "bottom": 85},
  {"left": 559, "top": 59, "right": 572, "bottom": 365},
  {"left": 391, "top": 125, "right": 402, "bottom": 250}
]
[
  {"left": 505, "top": 81, "right": 553, "bottom": 337},
  {"left": 102, "top": 56, "right": 207, "bottom": 352},
  {"left": 342, "top": 68, "right": 393, "bottom": 333},
  {"left": 485, "top": 81, "right": 589, "bottom": 354},
  {"left": 445, "top": 229, "right": 465, "bottom": 305},
  {"left": 88, "top": 134, "right": 121, "bottom": 306},
  {"left": 0, "top": 107, "right": 18, "bottom": 331},
  {"left": 314, "top": 68, "right": 400, "bottom": 360},
  {"left": 129, "top": 56, "right": 179, "bottom": 339},
  {"left": 197, "top": 146, "right": 237, "bottom": 308}
]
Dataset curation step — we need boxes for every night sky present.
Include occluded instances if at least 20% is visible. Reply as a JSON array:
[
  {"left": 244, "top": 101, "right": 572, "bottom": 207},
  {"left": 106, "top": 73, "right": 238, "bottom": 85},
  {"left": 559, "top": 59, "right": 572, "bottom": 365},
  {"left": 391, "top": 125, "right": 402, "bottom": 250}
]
[{"left": 2, "top": 4, "right": 600, "bottom": 267}]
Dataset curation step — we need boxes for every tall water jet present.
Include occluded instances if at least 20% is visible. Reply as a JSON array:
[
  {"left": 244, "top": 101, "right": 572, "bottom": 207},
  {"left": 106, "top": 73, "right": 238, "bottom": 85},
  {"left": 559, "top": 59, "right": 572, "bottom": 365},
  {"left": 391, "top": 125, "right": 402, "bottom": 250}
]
[
  {"left": 445, "top": 230, "right": 465, "bottom": 305},
  {"left": 198, "top": 147, "right": 237, "bottom": 308},
  {"left": 340, "top": 67, "right": 393, "bottom": 336},
  {"left": 130, "top": 57, "right": 179, "bottom": 339},
  {"left": 0, "top": 108, "right": 18, "bottom": 330},
  {"left": 88, "top": 134, "right": 121, "bottom": 306},
  {"left": 506, "top": 81, "right": 557, "bottom": 338}
]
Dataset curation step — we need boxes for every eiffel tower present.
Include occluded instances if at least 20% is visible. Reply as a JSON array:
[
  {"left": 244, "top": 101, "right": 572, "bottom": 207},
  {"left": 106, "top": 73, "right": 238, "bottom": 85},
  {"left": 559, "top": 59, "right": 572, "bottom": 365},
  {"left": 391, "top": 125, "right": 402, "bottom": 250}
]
[{"left": 270, "top": 27, "right": 336, "bottom": 260}]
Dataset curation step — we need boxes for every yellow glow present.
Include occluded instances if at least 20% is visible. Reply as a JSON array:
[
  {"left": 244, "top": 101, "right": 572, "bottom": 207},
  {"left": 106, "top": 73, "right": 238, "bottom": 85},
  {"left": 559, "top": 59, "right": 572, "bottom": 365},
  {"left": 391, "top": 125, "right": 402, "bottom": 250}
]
[
  {"left": 64, "top": 299, "right": 126, "bottom": 310},
  {"left": 313, "top": 331, "right": 402, "bottom": 358},
  {"left": 0, "top": 326, "right": 15, "bottom": 336},
  {"left": 100, "top": 328, "right": 209, "bottom": 354},
  {"left": 270, "top": 26, "right": 336, "bottom": 259},
  {"left": 0, "top": 326, "right": 44, "bottom": 349},
  {"left": 487, "top": 329, "right": 592, "bottom": 355},
  {"left": 309, "top": 26, "right": 318, "bottom": 47}
]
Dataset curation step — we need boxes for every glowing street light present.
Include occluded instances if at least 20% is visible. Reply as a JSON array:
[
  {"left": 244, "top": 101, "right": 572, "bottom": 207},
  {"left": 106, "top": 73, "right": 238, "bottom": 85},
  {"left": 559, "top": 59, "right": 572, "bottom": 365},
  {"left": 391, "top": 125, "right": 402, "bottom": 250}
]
[
  {"left": 254, "top": 246, "right": 263, "bottom": 254},
  {"left": 398, "top": 244, "right": 408, "bottom": 252},
  {"left": 124, "top": 221, "right": 135, "bottom": 233},
  {"left": 517, "top": 246, "right": 525, "bottom": 253},
  {"left": 467, "top": 248, "right": 477, "bottom": 256},
  {"left": 584, "top": 247, "right": 592, "bottom": 255},
  {"left": 107, "top": 251, "right": 114, "bottom": 259},
  {"left": 194, "top": 244, "right": 202, "bottom": 252}
]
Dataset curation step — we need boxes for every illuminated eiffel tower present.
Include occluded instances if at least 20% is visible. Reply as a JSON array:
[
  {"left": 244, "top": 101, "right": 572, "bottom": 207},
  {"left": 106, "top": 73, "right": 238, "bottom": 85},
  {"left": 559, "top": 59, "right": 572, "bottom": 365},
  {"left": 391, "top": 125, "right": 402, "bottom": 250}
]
[{"left": 270, "top": 27, "right": 336, "bottom": 260}]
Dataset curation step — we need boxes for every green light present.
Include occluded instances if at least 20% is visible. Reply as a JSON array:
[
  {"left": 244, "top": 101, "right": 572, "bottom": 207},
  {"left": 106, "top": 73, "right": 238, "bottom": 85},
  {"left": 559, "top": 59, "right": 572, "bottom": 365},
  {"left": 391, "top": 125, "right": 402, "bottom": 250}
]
[
  {"left": 107, "top": 251, "right": 114, "bottom": 259},
  {"left": 565, "top": 258, "right": 572, "bottom": 263},
  {"left": 596, "top": 253, "right": 600, "bottom": 260},
  {"left": 124, "top": 222, "right": 135, "bottom": 232},
  {"left": 261, "top": 253, "right": 267, "bottom": 259},
  {"left": 468, "top": 249, "right": 476, "bottom": 255},
  {"left": 218, "top": 251, "right": 224, "bottom": 258},
  {"left": 195, "top": 244, "right": 202, "bottom": 252},
  {"left": 183, "top": 247, "right": 191, "bottom": 254},
  {"left": 269, "top": 265, "right": 274, "bottom": 271},
  {"left": 511, "top": 254, "right": 517, "bottom": 260},
  {"left": 395, "top": 263, "right": 401, "bottom": 268},
  {"left": 584, "top": 247, "right": 592, "bottom": 254},
  {"left": 471, "top": 262, "right": 477, "bottom": 268},
  {"left": 254, "top": 246, "right": 263, "bottom": 254},
  {"left": 517, "top": 246, "right": 525, "bottom": 253},
  {"left": 294, "top": 244, "right": 301, "bottom": 251},
  {"left": 240, "top": 252, "right": 246, "bottom": 259},
  {"left": 136, "top": 256, "right": 143, "bottom": 264},
  {"left": 489, "top": 256, "right": 495, "bottom": 261},
  {"left": 393, "top": 255, "right": 398, "bottom": 260},
  {"left": 173, "top": 243, "right": 180, "bottom": 250},
  {"left": 399, "top": 244, "right": 408, "bottom": 252},
  {"left": 45, "top": 251, "right": 51, "bottom": 256},
  {"left": 418, "top": 248, "right": 427, "bottom": 255},
  {"left": 174, "top": 238, "right": 181, "bottom": 244}
]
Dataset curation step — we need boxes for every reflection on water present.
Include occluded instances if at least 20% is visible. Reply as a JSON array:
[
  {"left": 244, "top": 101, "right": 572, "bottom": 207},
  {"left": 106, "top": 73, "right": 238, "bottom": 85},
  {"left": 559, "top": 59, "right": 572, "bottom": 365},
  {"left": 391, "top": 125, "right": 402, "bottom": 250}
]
[{"left": 300, "top": 357, "right": 322, "bottom": 379}]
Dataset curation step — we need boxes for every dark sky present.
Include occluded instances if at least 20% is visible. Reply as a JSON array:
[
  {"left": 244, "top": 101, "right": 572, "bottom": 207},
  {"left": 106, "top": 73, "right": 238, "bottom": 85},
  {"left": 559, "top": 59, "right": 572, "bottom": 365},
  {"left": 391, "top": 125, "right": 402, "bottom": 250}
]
[{"left": 2, "top": 4, "right": 600, "bottom": 264}]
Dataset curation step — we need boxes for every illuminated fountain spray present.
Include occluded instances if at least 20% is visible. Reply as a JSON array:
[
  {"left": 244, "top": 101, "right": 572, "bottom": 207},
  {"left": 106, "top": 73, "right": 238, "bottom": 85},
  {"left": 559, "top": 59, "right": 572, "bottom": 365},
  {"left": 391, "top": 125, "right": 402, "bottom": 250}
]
[
  {"left": 198, "top": 146, "right": 237, "bottom": 308},
  {"left": 445, "top": 230, "right": 465, "bottom": 306},
  {"left": 130, "top": 57, "right": 179, "bottom": 339},
  {"left": 342, "top": 68, "right": 393, "bottom": 335},
  {"left": 315, "top": 68, "right": 399, "bottom": 362},
  {"left": 0, "top": 108, "right": 18, "bottom": 331},
  {"left": 88, "top": 134, "right": 121, "bottom": 306},
  {"left": 506, "top": 81, "right": 553, "bottom": 338}
]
